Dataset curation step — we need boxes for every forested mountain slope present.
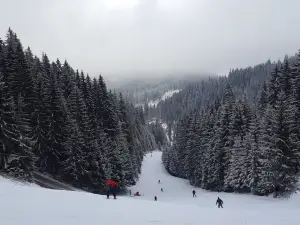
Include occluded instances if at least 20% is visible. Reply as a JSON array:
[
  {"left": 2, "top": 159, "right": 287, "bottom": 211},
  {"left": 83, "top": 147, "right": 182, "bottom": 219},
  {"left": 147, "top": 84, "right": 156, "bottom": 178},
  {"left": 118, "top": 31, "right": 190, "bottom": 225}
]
[
  {"left": 163, "top": 53, "right": 300, "bottom": 197},
  {"left": 0, "top": 28, "right": 157, "bottom": 193},
  {"left": 152, "top": 56, "right": 297, "bottom": 124},
  {"left": 115, "top": 74, "right": 214, "bottom": 107}
]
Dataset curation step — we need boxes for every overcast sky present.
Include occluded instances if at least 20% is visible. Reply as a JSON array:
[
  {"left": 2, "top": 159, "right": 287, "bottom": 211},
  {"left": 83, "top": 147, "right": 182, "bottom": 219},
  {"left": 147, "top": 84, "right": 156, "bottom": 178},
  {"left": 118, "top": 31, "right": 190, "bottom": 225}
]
[{"left": 1, "top": 0, "right": 300, "bottom": 79}]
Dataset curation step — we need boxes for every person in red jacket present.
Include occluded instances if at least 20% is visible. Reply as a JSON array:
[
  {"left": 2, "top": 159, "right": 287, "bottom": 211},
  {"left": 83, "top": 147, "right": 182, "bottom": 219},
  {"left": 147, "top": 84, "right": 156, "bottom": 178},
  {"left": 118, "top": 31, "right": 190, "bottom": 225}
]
[{"left": 106, "top": 179, "right": 118, "bottom": 199}]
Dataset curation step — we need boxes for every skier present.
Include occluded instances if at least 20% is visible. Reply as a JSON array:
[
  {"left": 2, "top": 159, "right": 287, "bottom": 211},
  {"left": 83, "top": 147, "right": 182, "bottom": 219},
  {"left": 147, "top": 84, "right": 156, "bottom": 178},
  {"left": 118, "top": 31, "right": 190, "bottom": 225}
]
[
  {"left": 105, "top": 179, "right": 118, "bottom": 199},
  {"left": 129, "top": 189, "right": 132, "bottom": 196},
  {"left": 161, "top": 188, "right": 163, "bottom": 192},
  {"left": 216, "top": 197, "right": 223, "bottom": 208},
  {"left": 192, "top": 190, "right": 196, "bottom": 197},
  {"left": 154, "top": 196, "right": 157, "bottom": 201},
  {"left": 158, "top": 180, "right": 160, "bottom": 184}
]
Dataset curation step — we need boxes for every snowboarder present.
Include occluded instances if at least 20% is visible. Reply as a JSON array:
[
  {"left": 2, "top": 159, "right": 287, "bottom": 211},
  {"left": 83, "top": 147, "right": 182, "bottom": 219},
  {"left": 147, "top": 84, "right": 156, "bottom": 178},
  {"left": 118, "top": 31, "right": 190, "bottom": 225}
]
[
  {"left": 192, "top": 190, "right": 196, "bottom": 197},
  {"left": 134, "top": 191, "right": 141, "bottom": 196},
  {"left": 105, "top": 179, "right": 118, "bottom": 199},
  {"left": 161, "top": 188, "right": 163, "bottom": 192},
  {"left": 129, "top": 189, "right": 132, "bottom": 196},
  {"left": 216, "top": 197, "right": 223, "bottom": 208},
  {"left": 158, "top": 180, "right": 160, "bottom": 184},
  {"left": 154, "top": 196, "right": 157, "bottom": 201}
]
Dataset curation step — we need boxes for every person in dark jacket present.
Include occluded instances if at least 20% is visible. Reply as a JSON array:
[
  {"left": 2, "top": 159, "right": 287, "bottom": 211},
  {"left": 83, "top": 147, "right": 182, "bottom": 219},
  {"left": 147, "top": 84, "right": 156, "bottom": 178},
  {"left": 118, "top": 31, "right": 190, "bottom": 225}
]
[
  {"left": 161, "top": 188, "right": 164, "bottom": 192},
  {"left": 154, "top": 196, "right": 157, "bottom": 201},
  {"left": 216, "top": 197, "right": 223, "bottom": 208},
  {"left": 192, "top": 190, "right": 196, "bottom": 197}
]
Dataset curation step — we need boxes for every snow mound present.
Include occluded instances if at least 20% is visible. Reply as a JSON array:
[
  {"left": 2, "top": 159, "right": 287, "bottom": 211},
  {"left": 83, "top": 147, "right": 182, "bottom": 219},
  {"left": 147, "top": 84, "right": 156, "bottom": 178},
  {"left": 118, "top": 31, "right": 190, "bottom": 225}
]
[
  {"left": 1, "top": 151, "right": 299, "bottom": 225},
  {"left": 148, "top": 89, "right": 180, "bottom": 107}
]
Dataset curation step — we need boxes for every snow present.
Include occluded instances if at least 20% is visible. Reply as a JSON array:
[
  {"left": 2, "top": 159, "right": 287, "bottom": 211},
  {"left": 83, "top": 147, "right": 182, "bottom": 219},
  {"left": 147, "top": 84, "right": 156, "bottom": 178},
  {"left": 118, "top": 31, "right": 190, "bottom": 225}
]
[
  {"left": 161, "top": 122, "right": 171, "bottom": 144},
  {"left": 161, "top": 123, "right": 168, "bottom": 130},
  {"left": 148, "top": 89, "right": 180, "bottom": 107},
  {"left": 161, "top": 89, "right": 180, "bottom": 101},
  {"left": 148, "top": 99, "right": 160, "bottom": 107},
  {"left": 1, "top": 151, "right": 299, "bottom": 225}
]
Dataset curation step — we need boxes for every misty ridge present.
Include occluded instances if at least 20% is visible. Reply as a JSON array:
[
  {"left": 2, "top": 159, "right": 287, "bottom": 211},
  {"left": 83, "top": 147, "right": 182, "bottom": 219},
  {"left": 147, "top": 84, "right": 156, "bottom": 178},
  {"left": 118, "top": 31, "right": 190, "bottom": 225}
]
[{"left": 1, "top": 0, "right": 300, "bottom": 81}]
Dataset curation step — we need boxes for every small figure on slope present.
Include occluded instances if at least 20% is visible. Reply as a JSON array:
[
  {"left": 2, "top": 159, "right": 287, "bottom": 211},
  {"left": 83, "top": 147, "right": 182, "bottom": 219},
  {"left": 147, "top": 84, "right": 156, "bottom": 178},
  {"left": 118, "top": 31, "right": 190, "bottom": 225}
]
[
  {"left": 216, "top": 197, "right": 223, "bottom": 208},
  {"left": 192, "top": 190, "right": 196, "bottom": 197},
  {"left": 129, "top": 189, "right": 132, "bottom": 196},
  {"left": 158, "top": 180, "right": 160, "bottom": 184},
  {"left": 161, "top": 188, "right": 164, "bottom": 192},
  {"left": 134, "top": 191, "right": 141, "bottom": 196},
  {"left": 154, "top": 196, "right": 157, "bottom": 201},
  {"left": 105, "top": 179, "right": 118, "bottom": 199}
]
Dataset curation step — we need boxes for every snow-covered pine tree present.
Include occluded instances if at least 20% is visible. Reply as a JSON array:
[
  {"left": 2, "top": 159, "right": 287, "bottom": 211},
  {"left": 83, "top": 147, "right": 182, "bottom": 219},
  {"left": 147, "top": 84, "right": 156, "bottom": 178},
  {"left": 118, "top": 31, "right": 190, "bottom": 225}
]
[
  {"left": 174, "top": 116, "right": 191, "bottom": 179},
  {"left": 290, "top": 51, "right": 300, "bottom": 174},
  {"left": 61, "top": 60, "right": 75, "bottom": 100},
  {"left": 256, "top": 104, "right": 277, "bottom": 195},
  {"left": 249, "top": 115, "right": 263, "bottom": 194},
  {"left": 33, "top": 54, "right": 63, "bottom": 176},
  {"left": 60, "top": 116, "right": 87, "bottom": 189},
  {"left": 267, "top": 65, "right": 280, "bottom": 107},
  {"left": 211, "top": 84, "right": 235, "bottom": 191},
  {"left": 183, "top": 114, "right": 199, "bottom": 183},
  {"left": 0, "top": 37, "right": 34, "bottom": 181},
  {"left": 257, "top": 81, "right": 268, "bottom": 115},
  {"left": 199, "top": 106, "right": 217, "bottom": 189}
]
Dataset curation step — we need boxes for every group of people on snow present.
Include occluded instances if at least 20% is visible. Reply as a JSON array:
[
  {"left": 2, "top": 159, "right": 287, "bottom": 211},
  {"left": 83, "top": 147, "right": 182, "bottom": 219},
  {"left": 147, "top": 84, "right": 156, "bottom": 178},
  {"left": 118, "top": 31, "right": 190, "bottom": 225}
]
[{"left": 105, "top": 178, "right": 224, "bottom": 208}]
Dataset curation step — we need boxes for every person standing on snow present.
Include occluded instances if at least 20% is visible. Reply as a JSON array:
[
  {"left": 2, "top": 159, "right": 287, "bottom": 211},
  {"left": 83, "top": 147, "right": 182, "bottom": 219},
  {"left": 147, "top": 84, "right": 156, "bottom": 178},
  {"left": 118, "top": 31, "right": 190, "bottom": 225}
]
[
  {"left": 192, "top": 190, "right": 196, "bottom": 197},
  {"left": 105, "top": 179, "right": 118, "bottom": 199},
  {"left": 154, "top": 196, "right": 157, "bottom": 201},
  {"left": 158, "top": 180, "right": 160, "bottom": 184},
  {"left": 161, "top": 188, "right": 164, "bottom": 192},
  {"left": 216, "top": 197, "right": 223, "bottom": 208}
]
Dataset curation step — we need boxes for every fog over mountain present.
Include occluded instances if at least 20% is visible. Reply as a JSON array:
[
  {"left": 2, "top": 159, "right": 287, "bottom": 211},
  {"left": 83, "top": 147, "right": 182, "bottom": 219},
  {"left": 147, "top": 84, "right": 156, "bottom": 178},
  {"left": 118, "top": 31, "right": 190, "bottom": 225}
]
[{"left": 1, "top": 0, "right": 300, "bottom": 78}]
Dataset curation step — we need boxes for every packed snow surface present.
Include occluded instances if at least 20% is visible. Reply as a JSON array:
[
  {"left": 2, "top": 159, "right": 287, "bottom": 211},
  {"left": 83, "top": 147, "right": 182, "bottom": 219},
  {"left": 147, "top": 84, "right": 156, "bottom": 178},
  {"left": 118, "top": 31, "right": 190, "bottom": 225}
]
[
  {"left": 1, "top": 151, "right": 299, "bottom": 225},
  {"left": 148, "top": 89, "right": 180, "bottom": 107}
]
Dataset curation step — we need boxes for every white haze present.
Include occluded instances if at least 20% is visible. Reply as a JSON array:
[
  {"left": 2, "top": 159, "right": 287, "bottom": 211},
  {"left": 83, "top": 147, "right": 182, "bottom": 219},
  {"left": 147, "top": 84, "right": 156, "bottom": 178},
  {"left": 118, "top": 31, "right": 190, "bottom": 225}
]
[{"left": 1, "top": 0, "right": 300, "bottom": 79}]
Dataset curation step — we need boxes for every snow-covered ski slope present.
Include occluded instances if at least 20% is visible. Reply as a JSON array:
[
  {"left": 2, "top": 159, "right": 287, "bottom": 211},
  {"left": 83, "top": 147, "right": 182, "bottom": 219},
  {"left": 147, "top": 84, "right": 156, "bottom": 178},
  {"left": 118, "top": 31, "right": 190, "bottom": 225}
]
[{"left": 0, "top": 151, "right": 299, "bottom": 225}]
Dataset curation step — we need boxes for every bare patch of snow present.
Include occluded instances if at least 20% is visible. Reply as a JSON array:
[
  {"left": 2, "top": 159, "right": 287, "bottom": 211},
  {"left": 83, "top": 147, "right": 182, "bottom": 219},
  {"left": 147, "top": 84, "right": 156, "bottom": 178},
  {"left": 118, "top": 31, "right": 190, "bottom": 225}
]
[{"left": 147, "top": 89, "right": 181, "bottom": 107}]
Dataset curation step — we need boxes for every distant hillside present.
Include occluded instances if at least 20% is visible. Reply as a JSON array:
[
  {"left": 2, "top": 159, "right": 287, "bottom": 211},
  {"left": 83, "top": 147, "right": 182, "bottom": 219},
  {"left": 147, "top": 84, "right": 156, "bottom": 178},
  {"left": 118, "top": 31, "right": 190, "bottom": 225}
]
[{"left": 112, "top": 74, "right": 215, "bottom": 106}]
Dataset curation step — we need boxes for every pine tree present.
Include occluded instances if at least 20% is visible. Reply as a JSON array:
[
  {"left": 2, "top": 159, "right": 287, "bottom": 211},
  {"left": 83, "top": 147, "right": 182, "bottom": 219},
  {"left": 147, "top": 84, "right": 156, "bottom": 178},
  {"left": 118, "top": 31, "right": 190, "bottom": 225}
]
[
  {"left": 0, "top": 37, "right": 34, "bottom": 181},
  {"left": 258, "top": 82, "right": 268, "bottom": 115},
  {"left": 211, "top": 84, "right": 235, "bottom": 191},
  {"left": 249, "top": 115, "right": 263, "bottom": 194},
  {"left": 268, "top": 65, "right": 280, "bottom": 107}
]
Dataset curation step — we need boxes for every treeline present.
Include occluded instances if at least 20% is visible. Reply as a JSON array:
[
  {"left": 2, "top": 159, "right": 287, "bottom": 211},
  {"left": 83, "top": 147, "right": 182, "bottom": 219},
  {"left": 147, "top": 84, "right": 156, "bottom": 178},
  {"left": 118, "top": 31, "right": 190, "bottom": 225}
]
[
  {"left": 148, "top": 120, "right": 168, "bottom": 150},
  {"left": 0, "top": 28, "right": 157, "bottom": 193},
  {"left": 154, "top": 59, "right": 300, "bottom": 124},
  {"left": 163, "top": 54, "right": 300, "bottom": 197}
]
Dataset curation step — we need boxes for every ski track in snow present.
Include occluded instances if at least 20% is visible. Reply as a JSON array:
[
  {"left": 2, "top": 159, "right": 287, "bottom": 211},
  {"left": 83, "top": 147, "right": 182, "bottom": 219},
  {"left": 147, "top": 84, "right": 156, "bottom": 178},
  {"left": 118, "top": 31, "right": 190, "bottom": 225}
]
[{"left": 0, "top": 151, "right": 299, "bottom": 225}]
